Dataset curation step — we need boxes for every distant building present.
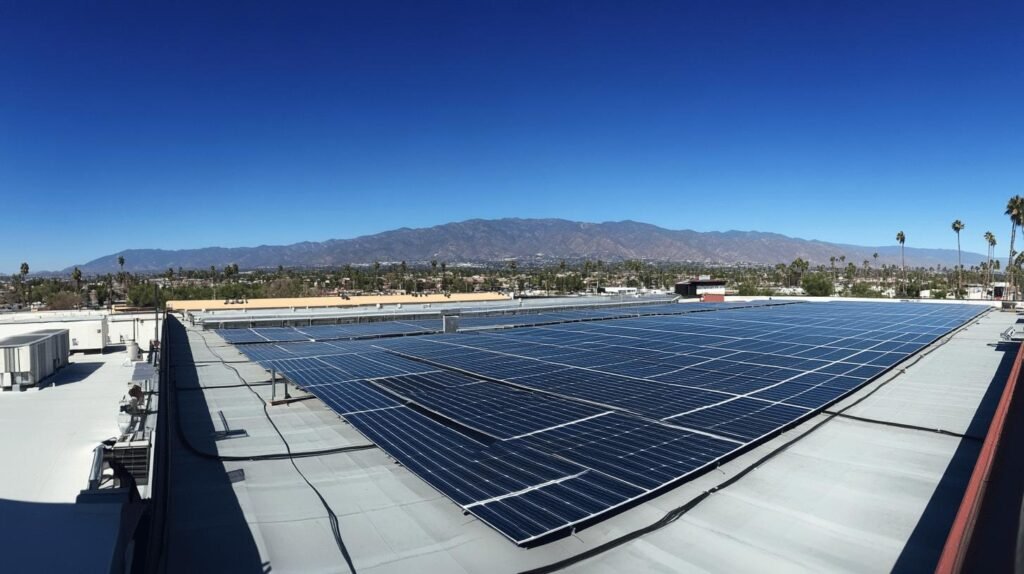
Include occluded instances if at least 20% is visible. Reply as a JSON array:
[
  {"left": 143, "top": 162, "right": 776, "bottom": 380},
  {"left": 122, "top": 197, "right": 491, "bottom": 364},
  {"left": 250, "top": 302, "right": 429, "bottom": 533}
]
[
  {"left": 992, "top": 282, "right": 1007, "bottom": 300},
  {"left": 675, "top": 278, "right": 727, "bottom": 298}
]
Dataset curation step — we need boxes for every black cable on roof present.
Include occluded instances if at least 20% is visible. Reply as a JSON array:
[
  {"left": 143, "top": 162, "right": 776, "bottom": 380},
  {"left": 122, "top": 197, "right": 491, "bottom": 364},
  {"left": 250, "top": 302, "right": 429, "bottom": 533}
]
[
  {"left": 176, "top": 381, "right": 274, "bottom": 390},
  {"left": 169, "top": 369, "right": 375, "bottom": 459},
  {"left": 194, "top": 330, "right": 360, "bottom": 574},
  {"left": 824, "top": 411, "right": 985, "bottom": 441}
]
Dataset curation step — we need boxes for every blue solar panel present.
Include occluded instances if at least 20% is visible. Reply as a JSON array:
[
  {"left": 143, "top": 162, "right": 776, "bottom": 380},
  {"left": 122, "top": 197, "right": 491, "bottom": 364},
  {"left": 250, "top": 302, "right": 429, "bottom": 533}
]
[
  {"left": 216, "top": 328, "right": 269, "bottom": 344},
  {"left": 663, "top": 397, "right": 811, "bottom": 442},
  {"left": 307, "top": 380, "right": 404, "bottom": 415},
  {"left": 371, "top": 372, "right": 611, "bottom": 440},
  {"left": 515, "top": 412, "right": 739, "bottom": 490},
  {"left": 749, "top": 381, "right": 851, "bottom": 409},
  {"left": 250, "top": 327, "right": 311, "bottom": 342},
  {"left": 470, "top": 470, "right": 642, "bottom": 545},
  {"left": 315, "top": 353, "right": 433, "bottom": 381}
]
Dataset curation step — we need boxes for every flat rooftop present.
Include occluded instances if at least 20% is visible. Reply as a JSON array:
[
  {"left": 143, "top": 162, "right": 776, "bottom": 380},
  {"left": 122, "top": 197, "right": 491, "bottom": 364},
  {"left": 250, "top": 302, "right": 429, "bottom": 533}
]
[
  {"left": 0, "top": 350, "right": 139, "bottom": 572},
  {"left": 156, "top": 301, "right": 1013, "bottom": 572}
]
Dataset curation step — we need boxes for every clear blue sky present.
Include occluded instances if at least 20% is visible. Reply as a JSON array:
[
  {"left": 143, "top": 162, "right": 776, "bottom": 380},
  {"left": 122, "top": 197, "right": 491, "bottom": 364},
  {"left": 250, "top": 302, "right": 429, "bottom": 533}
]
[{"left": 1, "top": 1, "right": 1021, "bottom": 271}]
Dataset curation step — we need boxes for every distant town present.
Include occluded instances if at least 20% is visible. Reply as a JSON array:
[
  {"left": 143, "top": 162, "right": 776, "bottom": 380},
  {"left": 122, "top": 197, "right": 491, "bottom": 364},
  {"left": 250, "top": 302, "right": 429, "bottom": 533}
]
[{"left": 0, "top": 253, "right": 1009, "bottom": 312}]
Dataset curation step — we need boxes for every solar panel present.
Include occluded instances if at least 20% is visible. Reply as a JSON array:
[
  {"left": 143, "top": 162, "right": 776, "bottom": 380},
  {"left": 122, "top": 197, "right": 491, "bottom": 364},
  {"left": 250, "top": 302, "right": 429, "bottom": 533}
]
[
  {"left": 469, "top": 469, "right": 643, "bottom": 545},
  {"left": 216, "top": 328, "right": 269, "bottom": 344},
  {"left": 315, "top": 353, "right": 432, "bottom": 381},
  {"left": 370, "top": 372, "right": 611, "bottom": 440},
  {"left": 663, "top": 397, "right": 811, "bottom": 442},
  {"left": 308, "top": 380, "right": 404, "bottom": 415},
  {"left": 514, "top": 412, "right": 739, "bottom": 490}
]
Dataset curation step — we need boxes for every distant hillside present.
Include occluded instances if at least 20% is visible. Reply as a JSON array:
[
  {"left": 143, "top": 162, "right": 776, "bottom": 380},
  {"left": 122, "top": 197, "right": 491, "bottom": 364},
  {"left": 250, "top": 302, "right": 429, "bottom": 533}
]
[{"left": 73, "top": 218, "right": 986, "bottom": 273}]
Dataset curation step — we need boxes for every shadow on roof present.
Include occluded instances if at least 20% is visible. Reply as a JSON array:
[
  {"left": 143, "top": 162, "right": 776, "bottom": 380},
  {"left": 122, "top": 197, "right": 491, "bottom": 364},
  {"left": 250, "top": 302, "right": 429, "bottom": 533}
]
[
  {"left": 960, "top": 341, "right": 1024, "bottom": 572},
  {"left": 36, "top": 360, "right": 104, "bottom": 389},
  {"left": 892, "top": 341, "right": 1017, "bottom": 574},
  {"left": 154, "top": 318, "right": 265, "bottom": 573},
  {"left": 0, "top": 497, "right": 122, "bottom": 572}
]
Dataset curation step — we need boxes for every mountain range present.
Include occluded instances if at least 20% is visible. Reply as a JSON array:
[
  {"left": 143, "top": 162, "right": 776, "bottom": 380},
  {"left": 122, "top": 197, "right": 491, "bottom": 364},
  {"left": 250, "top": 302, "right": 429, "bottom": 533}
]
[{"left": 73, "top": 218, "right": 987, "bottom": 273}]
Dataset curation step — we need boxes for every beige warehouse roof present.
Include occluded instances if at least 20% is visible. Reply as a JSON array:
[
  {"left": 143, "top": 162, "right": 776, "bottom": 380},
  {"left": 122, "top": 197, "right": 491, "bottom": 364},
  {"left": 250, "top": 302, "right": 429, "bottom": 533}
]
[{"left": 166, "top": 292, "right": 510, "bottom": 311}]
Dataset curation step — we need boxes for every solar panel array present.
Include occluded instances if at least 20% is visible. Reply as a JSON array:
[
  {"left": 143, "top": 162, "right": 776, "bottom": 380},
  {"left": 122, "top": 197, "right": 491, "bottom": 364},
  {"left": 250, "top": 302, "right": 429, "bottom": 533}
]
[
  {"left": 222, "top": 301, "right": 985, "bottom": 546},
  {"left": 217, "top": 320, "right": 437, "bottom": 344},
  {"left": 454, "top": 300, "right": 787, "bottom": 330},
  {"left": 215, "top": 300, "right": 792, "bottom": 343}
]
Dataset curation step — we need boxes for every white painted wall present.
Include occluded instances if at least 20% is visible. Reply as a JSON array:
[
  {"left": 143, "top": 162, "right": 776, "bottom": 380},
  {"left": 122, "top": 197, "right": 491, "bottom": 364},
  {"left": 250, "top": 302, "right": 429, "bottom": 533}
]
[
  {"left": 107, "top": 314, "right": 163, "bottom": 346},
  {"left": 0, "top": 320, "right": 105, "bottom": 352},
  {"left": 0, "top": 310, "right": 164, "bottom": 351}
]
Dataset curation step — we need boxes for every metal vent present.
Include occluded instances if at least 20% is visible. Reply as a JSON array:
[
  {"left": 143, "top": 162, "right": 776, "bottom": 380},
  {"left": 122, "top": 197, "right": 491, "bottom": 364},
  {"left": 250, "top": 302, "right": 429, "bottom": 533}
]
[{"left": 111, "top": 436, "right": 151, "bottom": 486}]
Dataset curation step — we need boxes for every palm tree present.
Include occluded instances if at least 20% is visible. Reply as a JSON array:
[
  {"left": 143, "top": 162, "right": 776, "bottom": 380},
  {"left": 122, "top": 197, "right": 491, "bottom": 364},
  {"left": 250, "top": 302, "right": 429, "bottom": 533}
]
[
  {"left": 872, "top": 252, "right": 879, "bottom": 279},
  {"left": 990, "top": 233, "right": 998, "bottom": 299},
  {"left": 440, "top": 262, "right": 448, "bottom": 291},
  {"left": 71, "top": 267, "right": 82, "bottom": 291},
  {"left": 984, "top": 231, "right": 996, "bottom": 299},
  {"left": 373, "top": 261, "right": 381, "bottom": 292},
  {"left": 896, "top": 231, "right": 905, "bottom": 296},
  {"left": 790, "top": 258, "right": 808, "bottom": 286},
  {"left": 18, "top": 262, "right": 29, "bottom": 303},
  {"left": 1007, "top": 196, "right": 1024, "bottom": 300},
  {"left": 507, "top": 260, "right": 518, "bottom": 294},
  {"left": 952, "top": 220, "right": 965, "bottom": 298}
]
